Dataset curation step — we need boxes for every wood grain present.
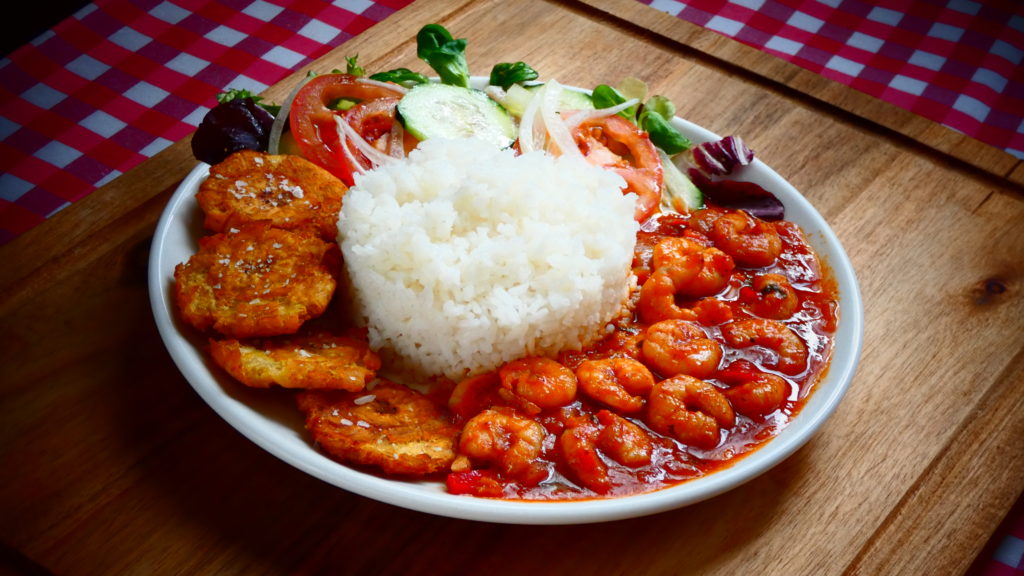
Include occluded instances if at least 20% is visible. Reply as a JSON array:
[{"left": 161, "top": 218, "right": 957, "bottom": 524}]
[{"left": 2, "top": 0, "right": 1022, "bottom": 574}]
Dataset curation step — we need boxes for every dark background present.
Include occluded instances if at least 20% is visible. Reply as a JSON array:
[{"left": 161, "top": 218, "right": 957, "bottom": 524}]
[{"left": 5, "top": 2, "right": 95, "bottom": 56}]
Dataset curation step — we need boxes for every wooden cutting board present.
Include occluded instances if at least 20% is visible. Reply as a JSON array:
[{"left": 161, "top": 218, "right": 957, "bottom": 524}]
[{"left": 2, "top": 0, "right": 1022, "bottom": 574}]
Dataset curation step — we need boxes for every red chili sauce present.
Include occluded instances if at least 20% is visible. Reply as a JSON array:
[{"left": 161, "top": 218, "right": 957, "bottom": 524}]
[{"left": 445, "top": 204, "right": 839, "bottom": 500}]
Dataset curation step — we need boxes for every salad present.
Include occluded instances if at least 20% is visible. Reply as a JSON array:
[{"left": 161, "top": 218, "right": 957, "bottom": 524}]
[{"left": 190, "top": 23, "right": 783, "bottom": 224}]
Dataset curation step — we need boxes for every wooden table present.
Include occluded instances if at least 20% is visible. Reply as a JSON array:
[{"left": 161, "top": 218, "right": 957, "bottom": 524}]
[{"left": 3, "top": 0, "right": 1022, "bottom": 573}]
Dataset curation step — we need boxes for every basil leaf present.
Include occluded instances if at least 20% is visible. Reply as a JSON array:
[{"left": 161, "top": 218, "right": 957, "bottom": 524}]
[
  {"left": 489, "top": 61, "right": 539, "bottom": 90},
  {"left": 592, "top": 84, "right": 638, "bottom": 121},
  {"left": 416, "top": 24, "right": 470, "bottom": 87},
  {"left": 370, "top": 68, "right": 429, "bottom": 87},
  {"left": 416, "top": 24, "right": 454, "bottom": 59},
  {"left": 641, "top": 109, "right": 691, "bottom": 154},
  {"left": 639, "top": 95, "right": 690, "bottom": 153}
]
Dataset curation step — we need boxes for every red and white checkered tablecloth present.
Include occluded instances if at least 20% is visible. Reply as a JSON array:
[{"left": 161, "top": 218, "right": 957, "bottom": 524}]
[
  {"left": 0, "top": 1, "right": 1022, "bottom": 572},
  {"left": 642, "top": 0, "right": 1024, "bottom": 161},
  {"left": 1, "top": 0, "right": 1022, "bottom": 246},
  {"left": 0, "top": 0, "right": 417, "bottom": 243}
]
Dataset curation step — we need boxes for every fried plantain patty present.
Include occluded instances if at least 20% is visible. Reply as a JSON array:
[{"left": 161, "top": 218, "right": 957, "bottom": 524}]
[
  {"left": 173, "top": 222, "right": 340, "bottom": 338},
  {"left": 196, "top": 150, "right": 346, "bottom": 239},
  {"left": 297, "top": 381, "right": 460, "bottom": 476},
  {"left": 210, "top": 330, "right": 381, "bottom": 391}
]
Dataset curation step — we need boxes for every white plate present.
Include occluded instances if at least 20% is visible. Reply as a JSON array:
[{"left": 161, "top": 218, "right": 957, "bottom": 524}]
[{"left": 148, "top": 99, "right": 863, "bottom": 525}]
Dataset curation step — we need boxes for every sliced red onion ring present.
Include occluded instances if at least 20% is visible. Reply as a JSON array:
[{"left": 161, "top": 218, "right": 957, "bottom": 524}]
[{"left": 691, "top": 135, "right": 754, "bottom": 176}]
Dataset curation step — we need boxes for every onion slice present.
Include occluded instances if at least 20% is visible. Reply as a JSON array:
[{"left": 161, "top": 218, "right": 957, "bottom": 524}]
[
  {"left": 691, "top": 135, "right": 754, "bottom": 176},
  {"left": 356, "top": 77, "right": 410, "bottom": 95},
  {"left": 563, "top": 98, "right": 640, "bottom": 133},
  {"left": 387, "top": 119, "right": 406, "bottom": 159},
  {"left": 540, "top": 80, "right": 582, "bottom": 159},
  {"left": 267, "top": 75, "right": 314, "bottom": 154},
  {"left": 334, "top": 115, "right": 395, "bottom": 176},
  {"left": 518, "top": 82, "right": 544, "bottom": 154}
]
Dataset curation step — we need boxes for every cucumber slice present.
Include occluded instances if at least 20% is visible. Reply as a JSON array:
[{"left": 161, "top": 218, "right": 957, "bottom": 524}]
[
  {"left": 398, "top": 83, "right": 516, "bottom": 148},
  {"left": 557, "top": 88, "right": 595, "bottom": 113},
  {"left": 499, "top": 84, "right": 535, "bottom": 118},
  {"left": 659, "top": 149, "right": 704, "bottom": 213},
  {"left": 500, "top": 83, "right": 594, "bottom": 118}
]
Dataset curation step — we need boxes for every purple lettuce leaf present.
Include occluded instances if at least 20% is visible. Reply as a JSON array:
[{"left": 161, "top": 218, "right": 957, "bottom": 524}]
[{"left": 688, "top": 168, "right": 785, "bottom": 221}]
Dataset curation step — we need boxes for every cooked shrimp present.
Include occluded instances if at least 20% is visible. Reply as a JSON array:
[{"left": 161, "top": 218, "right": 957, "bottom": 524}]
[
  {"left": 652, "top": 236, "right": 735, "bottom": 297},
  {"left": 636, "top": 238, "right": 734, "bottom": 325},
  {"left": 685, "top": 207, "right": 726, "bottom": 235},
  {"left": 596, "top": 410, "right": 653, "bottom": 467},
  {"left": 717, "top": 363, "right": 792, "bottom": 417},
  {"left": 641, "top": 319, "right": 723, "bottom": 379},
  {"left": 458, "top": 408, "right": 549, "bottom": 486},
  {"left": 448, "top": 371, "right": 503, "bottom": 420},
  {"left": 646, "top": 375, "right": 735, "bottom": 450},
  {"left": 498, "top": 356, "right": 578, "bottom": 415},
  {"left": 741, "top": 273, "right": 800, "bottom": 320},
  {"left": 606, "top": 327, "right": 646, "bottom": 361},
  {"left": 559, "top": 411, "right": 653, "bottom": 493},
  {"left": 690, "top": 297, "right": 734, "bottom": 326},
  {"left": 559, "top": 424, "right": 610, "bottom": 493},
  {"left": 720, "top": 318, "right": 808, "bottom": 376},
  {"left": 708, "top": 211, "right": 781, "bottom": 268},
  {"left": 636, "top": 262, "right": 701, "bottom": 325},
  {"left": 575, "top": 357, "right": 655, "bottom": 413}
]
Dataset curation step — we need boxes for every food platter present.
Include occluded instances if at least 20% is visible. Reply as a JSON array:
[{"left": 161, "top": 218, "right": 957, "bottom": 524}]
[{"left": 148, "top": 100, "right": 864, "bottom": 525}]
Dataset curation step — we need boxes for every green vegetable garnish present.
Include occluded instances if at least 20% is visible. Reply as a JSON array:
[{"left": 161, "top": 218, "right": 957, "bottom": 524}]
[
  {"left": 641, "top": 111, "right": 691, "bottom": 154},
  {"left": 416, "top": 23, "right": 470, "bottom": 87},
  {"left": 344, "top": 55, "right": 365, "bottom": 77},
  {"left": 639, "top": 95, "right": 691, "bottom": 154},
  {"left": 616, "top": 77, "right": 648, "bottom": 104},
  {"left": 216, "top": 89, "right": 280, "bottom": 116},
  {"left": 327, "top": 97, "right": 362, "bottom": 111},
  {"left": 489, "top": 61, "right": 539, "bottom": 90},
  {"left": 642, "top": 94, "right": 674, "bottom": 120},
  {"left": 216, "top": 88, "right": 260, "bottom": 104},
  {"left": 370, "top": 68, "right": 430, "bottom": 87},
  {"left": 591, "top": 84, "right": 638, "bottom": 121},
  {"left": 594, "top": 83, "right": 692, "bottom": 154}
]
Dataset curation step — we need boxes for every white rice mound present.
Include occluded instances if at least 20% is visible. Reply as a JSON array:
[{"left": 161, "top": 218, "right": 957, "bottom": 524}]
[{"left": 337, "top": 137, "right": 639, "bottom": 381}]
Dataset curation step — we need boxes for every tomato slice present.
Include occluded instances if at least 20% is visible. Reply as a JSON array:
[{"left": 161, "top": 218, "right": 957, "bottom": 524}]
[
  {"left": 446, "top": 469, "right": 505, "bottom": 497},
  {"left": 573, "top": 115, "right": 664, "bottom": 222},
  {"left": 288, "top": 74, "right": 411, "bottom": 186}
]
